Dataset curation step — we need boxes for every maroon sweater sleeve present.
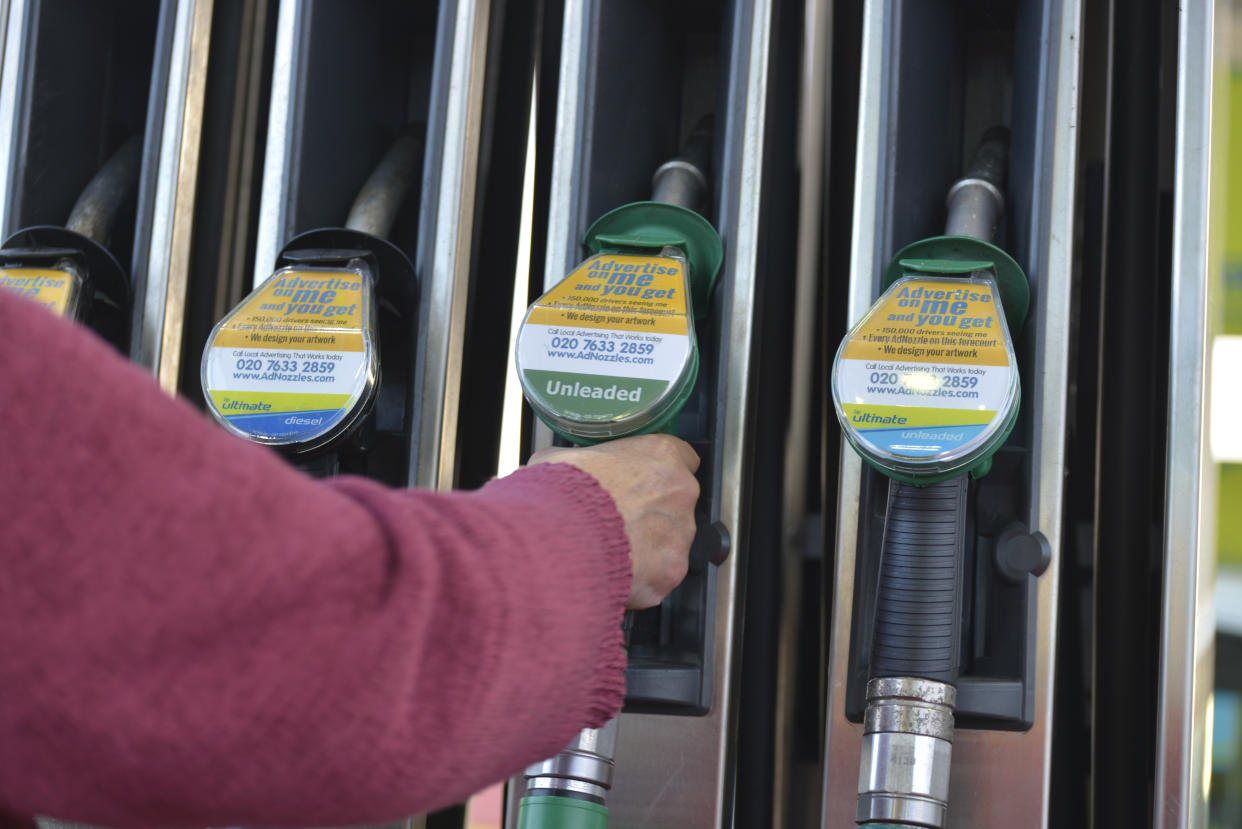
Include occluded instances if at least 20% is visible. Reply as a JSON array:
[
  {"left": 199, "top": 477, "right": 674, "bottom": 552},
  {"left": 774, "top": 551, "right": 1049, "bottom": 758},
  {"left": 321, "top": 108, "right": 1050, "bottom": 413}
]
[{"left": 0, "top": 290, "right": 632, "bottom": 828}]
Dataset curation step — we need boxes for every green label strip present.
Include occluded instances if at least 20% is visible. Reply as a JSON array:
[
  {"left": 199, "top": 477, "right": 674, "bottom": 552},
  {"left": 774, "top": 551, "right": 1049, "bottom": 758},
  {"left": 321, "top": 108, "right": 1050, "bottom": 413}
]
[
  {"left": 522, "top": 369, "right": 670, "bottom": 420},
  {"left": 207, "top": 390, "right": 352, "bottom": 415},
  {"left": 840, "top": 403, "right": 996, "bottom": 429}
]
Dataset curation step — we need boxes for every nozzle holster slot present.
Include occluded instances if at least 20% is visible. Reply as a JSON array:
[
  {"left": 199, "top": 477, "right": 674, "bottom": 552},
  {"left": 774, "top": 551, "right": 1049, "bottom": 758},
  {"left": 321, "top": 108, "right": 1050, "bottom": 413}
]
[{"left": 845, "top": 448, "right": 1039, "bottom": 729}]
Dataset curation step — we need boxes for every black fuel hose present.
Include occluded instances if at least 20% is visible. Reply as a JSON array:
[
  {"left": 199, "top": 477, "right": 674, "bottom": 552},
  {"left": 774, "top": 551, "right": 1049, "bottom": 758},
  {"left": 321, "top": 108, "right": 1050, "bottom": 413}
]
[
  {"left": 870, "top": 476, "right": 968, "bottom": 682},
  {"left": 65, "top": 136, "right": 143, "bottom": 246}
]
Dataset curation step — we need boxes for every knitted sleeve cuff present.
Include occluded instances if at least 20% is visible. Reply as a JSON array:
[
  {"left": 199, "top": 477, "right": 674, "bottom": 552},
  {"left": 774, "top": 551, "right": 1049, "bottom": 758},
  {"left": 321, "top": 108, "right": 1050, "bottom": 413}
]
[{"left": 479, "top": 462, "right": 632, "bottom": 727}]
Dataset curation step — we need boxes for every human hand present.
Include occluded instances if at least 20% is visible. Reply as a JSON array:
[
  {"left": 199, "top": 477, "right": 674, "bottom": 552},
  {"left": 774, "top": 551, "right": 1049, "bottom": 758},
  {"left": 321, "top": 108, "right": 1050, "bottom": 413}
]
[{"left": 528, "top": 434, "right": 700, "bottom": 609}]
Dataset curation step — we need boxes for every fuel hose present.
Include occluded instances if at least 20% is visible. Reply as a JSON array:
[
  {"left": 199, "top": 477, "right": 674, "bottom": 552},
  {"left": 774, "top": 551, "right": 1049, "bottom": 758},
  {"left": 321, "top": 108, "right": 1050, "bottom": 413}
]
[
  {"left": 65, "top": 136, "right": 144, "bottom": 247},
  {"left": 833, "top": 127, "right": 1029, "bottom": 828}
]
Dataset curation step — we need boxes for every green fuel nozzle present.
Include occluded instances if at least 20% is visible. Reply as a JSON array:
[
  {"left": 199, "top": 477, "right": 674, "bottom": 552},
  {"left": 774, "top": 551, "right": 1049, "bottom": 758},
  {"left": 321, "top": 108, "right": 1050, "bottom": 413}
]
[
  {"left": 514, "top": 120, "right": 721, "bottom": 828},
  {"left": 515, "top": 118, "right": 722, "bottom": 445},
  {"left": 836, "top": 128, "right": 1031, "bottom": 829},
  {"left": 832, "top": 130, "right": 1029, "bottom": 484}
]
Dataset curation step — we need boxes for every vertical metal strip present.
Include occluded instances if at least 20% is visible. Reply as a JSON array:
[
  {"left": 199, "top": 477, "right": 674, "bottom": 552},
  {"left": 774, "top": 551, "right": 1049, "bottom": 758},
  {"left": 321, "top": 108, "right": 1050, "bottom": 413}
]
[
  {"left": 774, "top": 0, "right": 831, "bottom": 824},
  {"left": 133, "top": 0, "right": 214, "bottom": 390},
  {"left": 540, "top": 0, "right": 591, "bottom": 294},
  {"left": 709, "top": 0, "right": 773, "bottom": 819},
  {"left": 502, "top": 4, "right": 594, "bottom": 815},
  {"left": 601, "top": 1, "right": 772, "bottom": 825},
  {"left": 0, "top": 0, "right": 28, "bottom": 237},
  {"left": 410, "top": 0, "right": 490, "bottom": 490},
  {"left": 252, "top": 0, "right": 302, "bottom": 287},
  {"left": 526, "top": 0, "right": 593, "bottom": 459},
  {"left": 214, "top": 0, "right": 269, "bottom": 318},
  {"left": 1016, "top": 0, "right": 1081, "bottom": 822},
  {"left": 1154, "top": 1, "right": 1222, "bottom": 825},
  {"left": 820, "top": 0, "right": 891, "bottom": 821},
  {"left": 925, "top": 2, "right": 1081, "bottom": 823}
]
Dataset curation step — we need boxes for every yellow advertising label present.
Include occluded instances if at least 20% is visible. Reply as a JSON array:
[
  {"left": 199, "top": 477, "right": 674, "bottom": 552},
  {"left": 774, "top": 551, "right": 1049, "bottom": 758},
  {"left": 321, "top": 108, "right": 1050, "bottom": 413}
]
[
  {"left": 202, "top": 266, "right": 377, "bottom": 446},
  {"left": 209, "top": 270, "right": 366, "bottom": 351},
  {"left": 832, "top": 273, "right": 1020, "bottom": 467},
  {"left": 525, "top": 253, "right": 691, "bottom": 335},
  {"left": 0, "top": 267, "right": 79, "bottom": 317},
  {"left": 840, "top": 277, "right": 1009, "bottom": 366},
  {"left": 515, "top": 252, "right": 697, "bottom": 435}
]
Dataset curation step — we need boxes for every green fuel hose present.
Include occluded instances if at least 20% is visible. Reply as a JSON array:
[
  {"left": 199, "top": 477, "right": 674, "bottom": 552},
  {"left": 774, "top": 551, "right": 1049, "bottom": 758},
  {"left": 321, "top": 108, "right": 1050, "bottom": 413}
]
[
  {"left": 870, "top": 476, "right": 968, "bottom": 682},
  {"left": 516, "top": 797, "right": 608, "bottom": 829}
]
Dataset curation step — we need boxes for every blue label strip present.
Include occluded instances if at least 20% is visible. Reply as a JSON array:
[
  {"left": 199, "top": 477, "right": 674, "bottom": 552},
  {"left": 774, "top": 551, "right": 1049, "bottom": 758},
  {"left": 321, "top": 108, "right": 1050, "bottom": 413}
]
[
  {"left": 856, "top": 424, "right": 988, "bottom": 457},
  {"left": 224, "top": 408, "right": 346, "bottom": 441}
]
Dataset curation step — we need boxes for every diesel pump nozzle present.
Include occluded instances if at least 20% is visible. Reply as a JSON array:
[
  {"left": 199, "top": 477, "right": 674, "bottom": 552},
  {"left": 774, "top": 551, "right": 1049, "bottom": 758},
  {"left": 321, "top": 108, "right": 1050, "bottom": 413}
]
[
  {"left": 514, "top": 118, "right": 722, "bottom": 829},
  {"left": 201, "top": 128, "right": 421, "bottom": 461},
  {"left": 832, "top": 127, "right": 1029, "bottom": 828},
  {"left": 0, "top": 136, "right": 141, "bottom": 340}
]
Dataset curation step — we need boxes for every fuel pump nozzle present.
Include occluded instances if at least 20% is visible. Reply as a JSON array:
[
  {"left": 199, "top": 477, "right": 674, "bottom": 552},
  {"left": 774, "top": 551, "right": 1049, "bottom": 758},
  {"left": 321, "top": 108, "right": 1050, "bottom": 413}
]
[
  {"left": 832, "top": 128, "right": 1029, "bottom": 828},
  {"left": 514, "top": 120, "right": 722, "bottom": 829},
  {"left": 201, "top": 128, "right": 421, "bottom": 464}
]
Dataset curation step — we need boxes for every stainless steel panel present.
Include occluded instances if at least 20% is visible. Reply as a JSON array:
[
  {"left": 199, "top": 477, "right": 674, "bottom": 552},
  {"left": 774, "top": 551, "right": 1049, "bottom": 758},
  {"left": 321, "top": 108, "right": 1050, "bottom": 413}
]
[
  {"left": 408, "top": 0, "right": 490, "bottom": 491},
  {"left": 587, "top": 0, "right": 772, "bottom": 824},
  {"left": 251, "top": 0, "right": 303, "bottom": 288},
  {"left": 774, "top": 0, "right": 831, "bottom": 825},
  {"left": 1153, "top": 0, "right": 1227, "bottom": 825},
  {"left": 0, "top": 0, "right": 25, "bottom": 236},
  {"left": 541, "top": 0, "right": 590, "bottom": 299},
  {"left": 526, "top": 0, "right": 589, "bottom": 459},
  {"left": 820, "top": 0, "right": 1083, "bottom": 826},
  {"left": 820, "top": 4, "right": 897, "bottom": 821},
  {"left": 211, "top": 0, "right": 270, "bottom": 320},
  {"left": 501, "top": 2, "right": 597, "bottom": 815},
  {"left": 506, "top": 0, "right": 774, "bottom": 825},
  {"left": 130, "top": 0, "right": 214, "bottom": 392}
]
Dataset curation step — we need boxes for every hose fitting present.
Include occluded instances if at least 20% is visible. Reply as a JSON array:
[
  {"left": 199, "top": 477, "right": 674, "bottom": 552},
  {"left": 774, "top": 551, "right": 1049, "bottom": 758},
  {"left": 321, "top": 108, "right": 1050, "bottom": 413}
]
[
  {"left": 522, "top": 720, "right": 618, "bottom": 805},
  {"left": 857, "top": 677, "right": 957, "bottom": 828}
]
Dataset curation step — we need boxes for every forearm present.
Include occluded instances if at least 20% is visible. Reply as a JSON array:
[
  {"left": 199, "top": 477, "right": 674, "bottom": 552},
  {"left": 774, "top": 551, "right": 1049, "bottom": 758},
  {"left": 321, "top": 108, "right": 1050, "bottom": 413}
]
[{"left": 0, "top": 292, "right": 630, "bottom": 827}]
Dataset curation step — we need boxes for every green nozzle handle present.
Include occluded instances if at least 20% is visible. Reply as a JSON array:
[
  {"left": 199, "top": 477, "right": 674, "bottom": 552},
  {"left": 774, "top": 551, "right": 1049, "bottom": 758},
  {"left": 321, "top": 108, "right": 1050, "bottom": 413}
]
[
  {"left": 517, "top": 796, "right": 608, "bottom": 829},
  {"left": 585, "top": 202, "right": 723, "bottom": 319}
]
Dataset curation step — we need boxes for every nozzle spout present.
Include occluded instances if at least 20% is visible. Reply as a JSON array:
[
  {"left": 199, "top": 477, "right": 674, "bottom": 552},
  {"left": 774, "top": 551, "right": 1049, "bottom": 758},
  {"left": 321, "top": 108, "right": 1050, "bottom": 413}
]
[
  {"left": 945, "top": 127, "right": 1009, "bottom": 241},
  {"left": 651, "top": 115, "right": 714, "bottom": 213}
]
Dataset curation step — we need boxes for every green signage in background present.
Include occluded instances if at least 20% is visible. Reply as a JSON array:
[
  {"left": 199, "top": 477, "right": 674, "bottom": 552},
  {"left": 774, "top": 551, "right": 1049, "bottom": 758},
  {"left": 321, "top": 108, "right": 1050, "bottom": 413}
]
[{"left": 1220, "top": 67, "right": 1242, "bottom": 570}]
